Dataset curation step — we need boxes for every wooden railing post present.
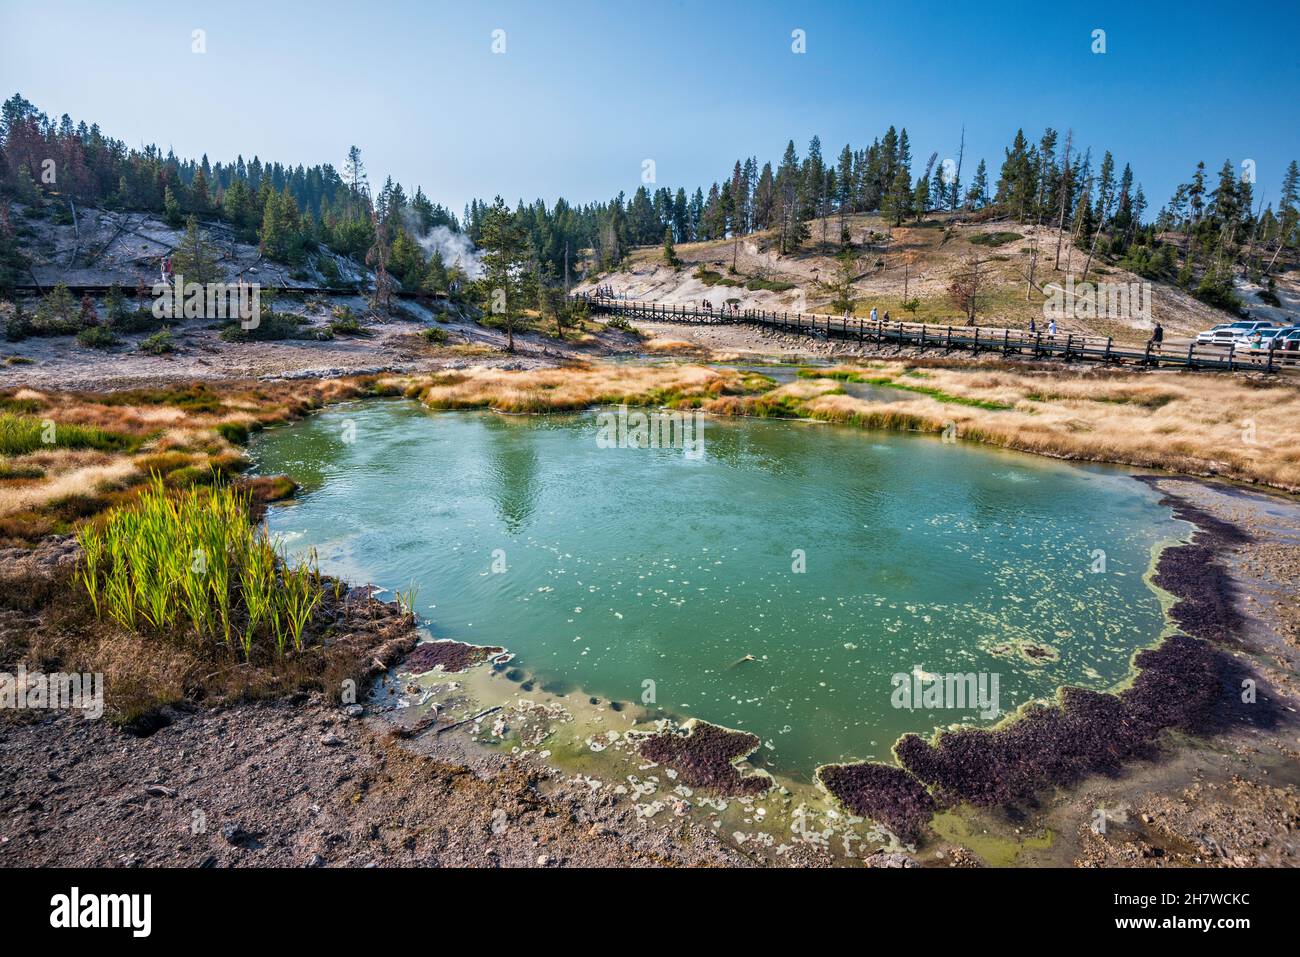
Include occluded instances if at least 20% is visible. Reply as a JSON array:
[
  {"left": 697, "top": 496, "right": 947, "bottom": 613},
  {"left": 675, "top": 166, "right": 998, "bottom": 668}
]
[{"left": 1186, "top": 341, "right": 1195, "bottom": 369}]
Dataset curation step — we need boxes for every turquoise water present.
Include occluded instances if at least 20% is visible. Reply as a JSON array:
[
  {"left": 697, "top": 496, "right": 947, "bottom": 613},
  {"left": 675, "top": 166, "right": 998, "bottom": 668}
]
[{"left": 252, "top": 399, "right": 1187, "bottom": 777}]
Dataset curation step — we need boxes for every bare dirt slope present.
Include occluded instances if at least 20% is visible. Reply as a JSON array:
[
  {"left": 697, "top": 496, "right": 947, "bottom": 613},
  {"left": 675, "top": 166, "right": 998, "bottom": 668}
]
[
  {"left": 13, "top": 201, "right": 365, "bottom": 290},
  {"left": 576, "top": 213, "right": 1294, "bottom": 343}
]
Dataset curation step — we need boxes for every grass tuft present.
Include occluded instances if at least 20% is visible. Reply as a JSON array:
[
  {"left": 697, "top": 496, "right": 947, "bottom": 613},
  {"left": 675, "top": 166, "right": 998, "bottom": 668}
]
[{"left": 76, "top": 476, "right": 323, "bottom": 661}]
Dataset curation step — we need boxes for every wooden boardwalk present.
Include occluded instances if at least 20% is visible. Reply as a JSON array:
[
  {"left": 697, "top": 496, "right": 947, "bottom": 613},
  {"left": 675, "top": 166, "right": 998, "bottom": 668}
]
[{"left": 575, "top": 294, "right": 1300, "bottom": 374}]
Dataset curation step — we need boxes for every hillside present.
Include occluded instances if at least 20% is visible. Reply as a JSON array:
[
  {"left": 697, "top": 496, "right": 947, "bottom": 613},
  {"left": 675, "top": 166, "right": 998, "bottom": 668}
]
[
  {"left": 8, "top": 200, "right": 369, "bottom": 292},
  {"left": 577, "top": 213, "right": 1298, "bottom": 344},
  {"left": 0, "top": 203, "right": 640, "bottom": 389}
]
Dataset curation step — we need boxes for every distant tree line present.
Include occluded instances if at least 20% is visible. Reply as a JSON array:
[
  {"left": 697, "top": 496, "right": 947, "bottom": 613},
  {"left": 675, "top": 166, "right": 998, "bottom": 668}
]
[
  {"left": 0, "top": 93, "right": 459, "bottom": 297},
  {"left": 3, "top": 91, "right": 1296, "bottom": 317}
]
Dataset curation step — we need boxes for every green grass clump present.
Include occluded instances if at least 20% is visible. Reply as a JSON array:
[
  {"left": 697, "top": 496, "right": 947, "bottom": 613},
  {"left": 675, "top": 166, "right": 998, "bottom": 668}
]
[
  {"left": 214, "top": 421, "right": 251, "bottom": 445},
  {"left": 969, "top": 231, "right": 1022, "bottom": 247},
  {"left": 744, "top": 277, "right": 796, "bottom": 292},
  {"left": 138, "top": 328, "right": 176, "bottom": 355},
  {"left": 329, "top": 314, "right": 371, "bottom": 337},
  {"left": 0, "top": 396, "right": 43, "bottom": 415},
  {"left": 99, "top": 384, "right": 223, "bottom": 414},
  {"left": 77, "top": 478, "right": 323, "bottom": 660},
  {"left": 795, "top": 368, "right": 1013, "bottom": 410},
  {"left": 694, "top": 268, "right": 743, "bottom": 287},
  {"left": 0, "top": 462, "right": 44, "bottom": 480},
  {"left": 76, "top": 324, "right": 118, "bottom": 349},
  {"left": 884, "top": 382, "right": 1014, "bottom": 410},
  {"left": 0, "top": 413, "right": 142, "bottom": 456}
]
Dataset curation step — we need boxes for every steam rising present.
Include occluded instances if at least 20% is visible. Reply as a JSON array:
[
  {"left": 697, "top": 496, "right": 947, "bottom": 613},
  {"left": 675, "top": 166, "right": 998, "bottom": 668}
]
[{"left": 415, "top": 224, "right": 483, "bottom": 280}]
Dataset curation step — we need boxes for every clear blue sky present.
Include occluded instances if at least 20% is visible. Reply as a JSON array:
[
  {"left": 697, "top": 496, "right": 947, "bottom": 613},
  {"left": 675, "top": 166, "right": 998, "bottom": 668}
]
[{"left": 2, "top": 0, "right": 1297, "bottom": 218}]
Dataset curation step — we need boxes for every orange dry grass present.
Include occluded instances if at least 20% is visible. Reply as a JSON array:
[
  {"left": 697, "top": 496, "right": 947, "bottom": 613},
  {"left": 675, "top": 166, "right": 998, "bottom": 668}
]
[
  {"left": 803, "top": 363, "right": 1300, "bottom": 490},
  {"left": 0, "top": 378, "right": 371, "bottom": 537},
  {"left": 406, "top": 363, "right": 753, "bottom": 413},
  {"left": 643, "top": 338, "right": 704, "bottom": 355}
]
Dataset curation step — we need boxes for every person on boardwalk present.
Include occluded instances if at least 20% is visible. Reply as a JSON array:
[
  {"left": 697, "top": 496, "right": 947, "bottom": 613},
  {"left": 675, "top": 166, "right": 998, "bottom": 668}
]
[
  {"left": 1150, "top": 321, "right": 1164, "bottom": 349},
  {"left": 870, "top": 306, "right": 878, "bottom": 323},
  {"left": 1048, "top": 318, "right": 1058, "bottom": 336},
  {"left": 883, "top": 310, "right": 890, "bottom": 323},
  {"left": 1029, "top": 317, "right": 1037, "bottom": 334}
]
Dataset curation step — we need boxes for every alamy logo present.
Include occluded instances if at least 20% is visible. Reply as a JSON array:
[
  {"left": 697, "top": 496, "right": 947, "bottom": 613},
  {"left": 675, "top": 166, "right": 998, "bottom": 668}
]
[
  {"left": 891, "top": 665, "right": 1000, "bottom": 719},
  {"left": 152, "top": 274, "right": 261, "bottom": 328},
  {"left": 0, "top": 664, "right": 103, "bottom": 719},
  {"left": 1043, "top": 278, "right": 1151, "bottom": 322},
  {"left": 596, "top": 404, "right": 705, "bottom": 459},
  {"left": 50, "top": 887, "right": 151, "bottom": 937}
]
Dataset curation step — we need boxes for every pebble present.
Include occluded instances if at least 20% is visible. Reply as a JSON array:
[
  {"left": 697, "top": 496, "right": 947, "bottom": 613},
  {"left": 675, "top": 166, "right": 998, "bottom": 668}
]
[{"left": 321, "top": 733, "right": 344, "bottom": 747}]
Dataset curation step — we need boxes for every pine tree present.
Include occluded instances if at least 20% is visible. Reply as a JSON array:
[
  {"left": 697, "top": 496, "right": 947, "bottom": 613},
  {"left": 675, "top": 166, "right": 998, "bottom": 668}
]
[
  {"left": 775, "top": 140, "right": 806, "bottom": 254},
  {"left": 965, "top": 159, "right": 988, "bottom": 209},
  {"left": 172, "top": 215, "right": 220, "bottom": 284},
  {"left": 752, "top": 163, "right": 775, "bottom": 230},
  {"left": 190, "top": 166, "right": 211, "bottom": 215},
  {"left": 343, "top": 146, "right": 367, "bottom": 197},
  {"left": 672, "top": 187, "right": 690, "bottom": 242},
  {"left": 730, "top": 160, "right": 749, "bottom": 235},
  {"left": 883, "top": 166, "right": 913, "bottom": 227},
  {"left": 912, "top": 175, "right": 929, "bottom": 221},
  {"left": 259, "top": 189, "right": 304, "bottom": 264},
  {"left": 163, "top": 184, "right": 183, "bottom": 227},
  {"left": 836, "top": 144, "right": 854, "bottom": 242},
  {"left": 1277, "top": 160, "right": 1299, "bottom": 256},
  {"left": 0, "top": 205, "right": 27, "bottom": 298},
  {"left": 1094, "top": 151, "right": 1116, "bottom": 229},
  {"left": 477, "top": 196, "right": 528, "bottom": 352},
  {"left": 662, "top": 227, "right": 679, "bottom": 267},
  {"left": 802, "top": 136, "right": 826, "bottom": 246}
]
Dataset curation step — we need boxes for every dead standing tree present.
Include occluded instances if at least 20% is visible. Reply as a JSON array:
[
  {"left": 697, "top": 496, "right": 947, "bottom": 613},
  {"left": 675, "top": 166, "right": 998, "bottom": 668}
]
[
  {"left": 948, "top": 254, "right": 991, "bottom": 325},
  {"left": 1052, "top": 129, "right": 1074, "bottom": 271}
]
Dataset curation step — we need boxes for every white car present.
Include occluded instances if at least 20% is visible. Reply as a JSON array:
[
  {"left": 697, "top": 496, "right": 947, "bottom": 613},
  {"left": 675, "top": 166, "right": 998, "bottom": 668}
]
[
  {"left": 1228, "top": 320, "right": 1280, "bottom": 344},
  {"left": 1243, "top": 327, "right": 1290, "bottom": 350},
  {"left": 1196, "top": 323, "right": 1235, "bottom": 345},
  {"left": 1196, "top": 320, "right": 1277, "bottom": 346}
]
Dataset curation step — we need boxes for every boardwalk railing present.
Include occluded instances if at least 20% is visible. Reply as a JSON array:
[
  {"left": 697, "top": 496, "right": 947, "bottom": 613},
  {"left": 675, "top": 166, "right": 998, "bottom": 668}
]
[{"left": 573, "top": 294, "right": 1300, "bottom": 373}]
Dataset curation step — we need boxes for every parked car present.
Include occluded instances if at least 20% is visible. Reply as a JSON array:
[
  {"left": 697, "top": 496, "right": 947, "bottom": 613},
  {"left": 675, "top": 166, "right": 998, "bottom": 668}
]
[
  {"left": 1274, "top": 329, "right": 1300, "bottom": 352},
  {"left": 1229, "top": 320, "right": 1281, "bottom": 343},
  {"left": 1196, "top": 323, "right": 1235, "bottom": 344},
  {"left": 1243, "top": 328, "right": 1286, "bottom": 350},
  {"left": 1196, "top": 320, "right": 1278, "bottom": 346}
]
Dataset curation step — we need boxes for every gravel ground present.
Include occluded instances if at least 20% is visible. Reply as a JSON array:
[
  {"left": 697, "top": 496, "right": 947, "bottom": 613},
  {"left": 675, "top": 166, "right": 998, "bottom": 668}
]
[{"left": 0, "top": 693, "right": 752, "bottom": 868}]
